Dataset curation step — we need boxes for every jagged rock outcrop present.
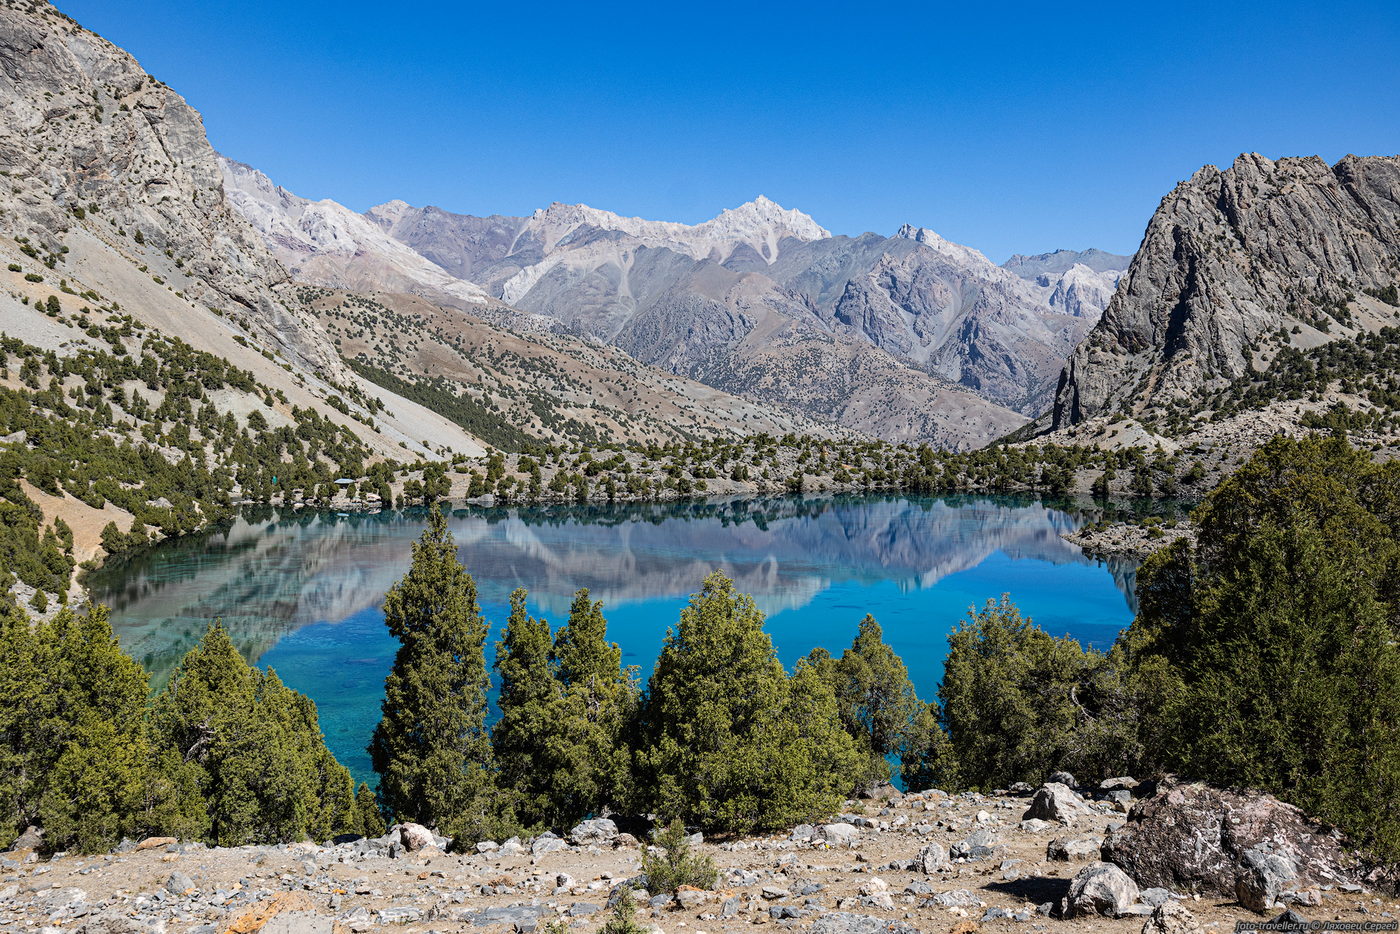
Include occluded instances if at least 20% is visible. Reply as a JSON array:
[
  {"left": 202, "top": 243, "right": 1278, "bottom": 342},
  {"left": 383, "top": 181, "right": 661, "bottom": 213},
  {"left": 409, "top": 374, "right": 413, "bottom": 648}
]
[
  {"left": 1101, "top": 781, "right": 1361, "bottom": 896},
  {"left": 0, "top": 0, "right": 342, "bottom": 378},
  {"left": 1052, "top": 153, "right": 1400, "bottom": 429}
]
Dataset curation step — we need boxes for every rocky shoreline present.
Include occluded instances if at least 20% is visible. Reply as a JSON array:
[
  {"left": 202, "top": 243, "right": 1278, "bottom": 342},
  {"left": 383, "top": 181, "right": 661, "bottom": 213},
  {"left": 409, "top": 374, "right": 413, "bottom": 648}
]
[
  {"left": 3, "top": 778, "right": 1390, "bottom": 934},
  {"left": 1062, "top": 522, "right": 1195, "bottom": 562}
]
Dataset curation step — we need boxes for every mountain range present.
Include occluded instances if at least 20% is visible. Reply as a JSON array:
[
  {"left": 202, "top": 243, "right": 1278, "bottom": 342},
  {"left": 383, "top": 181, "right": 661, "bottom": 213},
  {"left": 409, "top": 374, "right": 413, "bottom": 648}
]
[
  {"left": 221, "top": 158, "right": 1130, "bottom": 446},
  {"left": 5, "top": 0, "right": 1395, "bottom": 468}
]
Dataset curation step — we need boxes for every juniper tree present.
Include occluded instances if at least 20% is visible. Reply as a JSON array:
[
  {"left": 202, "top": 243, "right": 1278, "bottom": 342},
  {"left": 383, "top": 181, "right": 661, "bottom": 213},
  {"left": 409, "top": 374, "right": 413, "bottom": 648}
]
[
  {"left": 1120, "top": 436, "right": 1400, "bottom": 858},
  {"left": 34, "top": 606, "right": 153, "bottom": 853},
  {"left": 899, "top": 701, "right": 960, "bottom": 792},
  {"left": 151, "top": 622, "right": 356, "bottom": 846},
  {"left": 549, "top": 588, "right": 635, "bottom": 824},
  {"left": 637, "top": 571, "right": 861, "bottom": 833},
  {"left": 369, "top": 509, "right": 493, "bottom": 834},
  {"left": 0, "top": 605, "right": 156, "bottom": 853},
  {"left": 492, "top": 588, "right": 561, "bottom": 829},
  {"left": 816, "top": 615, "right": 921, "bottom": 786},
  {"left": 940, "top": 596, "right": 1100, "bottom": 790}
]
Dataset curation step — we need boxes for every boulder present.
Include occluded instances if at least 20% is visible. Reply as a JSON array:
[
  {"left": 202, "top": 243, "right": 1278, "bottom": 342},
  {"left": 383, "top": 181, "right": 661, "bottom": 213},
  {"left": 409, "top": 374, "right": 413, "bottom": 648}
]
[
  {"left": 531, "top": 833, "right": 569, "bottom": 857},
  {"left": 1141, "top": 901, "right": 1204, "bottom": 934},
  {"left": 1101, "top": 776, "right": 1141, "bottom": 792},
  {"left": 951, "top": 827, "right": 1000, "bottom": 860},
  {"left": 1236, "top": 846, "right": 1299, "bottom": 913},
  {"left": 1049, "top": 770, "right": 1078, "bottom": 788},
  {"left": 395, "top": 822, "right": 434, "bottom": 853},
  {"left": 1102, "top": 781, "right": 1359, "bottom": 896},
  {"left": 1061, "top": 861, "right": 1141, "bottom": 917},
  {"left": 1047, "top": 836, "right": 1103, "bottom": 861},
  {"left": 569, "top": 818, "right": 618, "bottom": 846},
  {"left": 916, "top": 841, "right": 949, "bottom": 874},
  {"left": 1023, "top": 782, "right": 1092, "bottom": 823},
  {"left": 8, "top": 826, "right": 42, "bottom": 852},
  {"left": 816, "top": 823, "right": 860, "bottom": 847},
  {"left": 135, "top": 836, "right": 176, "bottom": 851},
  {"left": 165, "top": 872, "right": 195, "bottom": 895}
]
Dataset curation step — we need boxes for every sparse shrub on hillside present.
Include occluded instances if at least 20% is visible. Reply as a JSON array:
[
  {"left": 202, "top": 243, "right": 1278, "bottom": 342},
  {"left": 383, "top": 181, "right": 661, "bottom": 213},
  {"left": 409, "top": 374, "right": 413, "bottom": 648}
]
[{"left": 641, "top": 818, "right": 718, "bottom": 894}]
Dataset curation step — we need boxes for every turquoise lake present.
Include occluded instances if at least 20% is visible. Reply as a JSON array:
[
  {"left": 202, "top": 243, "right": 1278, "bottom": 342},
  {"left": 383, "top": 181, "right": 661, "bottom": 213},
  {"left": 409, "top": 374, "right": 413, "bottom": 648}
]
[{"left": 87, "top": 495, "right": 1144, "bottom": 783}]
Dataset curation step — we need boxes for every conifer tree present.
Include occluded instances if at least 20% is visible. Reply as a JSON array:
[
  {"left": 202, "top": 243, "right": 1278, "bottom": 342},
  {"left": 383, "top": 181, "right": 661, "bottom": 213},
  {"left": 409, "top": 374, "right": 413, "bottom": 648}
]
[
  {"left": 0, "top": 604, "right": 42, "bottom": 849},
  {"left": 637, "top": 571, "right": 860, "bottom": 833},
  {"left": 354, "top": 782, "right": 386, "bottom": 837},
  {"left": 899, "top": 701, "right": 960, "bottom": 792},
  {"left": 492, "top": 588, "right": 561, "bottom": 828},
  {"left": 369, "top": 509, "right": 492, "bottom": 835},
  {"left": 940, "top": 596, "right": 1099, "bottom": 790},
  {"left": 151, "top": 622, "right": 355, "bottom": 846},
  {"left": 819, "top": 615, "right": 921, "bottom": 785},
  {"left": 1122, "top": 436, "right": 1400, "bottom": 858},
  {"left": 35, "top": 606, "right": 152, "bottom": 853},
  {"left": 549, "top": 588, "right": 635, "bottom": 824}
]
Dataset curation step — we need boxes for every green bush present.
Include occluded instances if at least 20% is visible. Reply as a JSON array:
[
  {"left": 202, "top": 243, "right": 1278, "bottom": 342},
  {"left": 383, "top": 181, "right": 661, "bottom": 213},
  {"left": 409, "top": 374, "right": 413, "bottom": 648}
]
[{"left": 641, "top": 818, "right": 717, "bottom": 894}]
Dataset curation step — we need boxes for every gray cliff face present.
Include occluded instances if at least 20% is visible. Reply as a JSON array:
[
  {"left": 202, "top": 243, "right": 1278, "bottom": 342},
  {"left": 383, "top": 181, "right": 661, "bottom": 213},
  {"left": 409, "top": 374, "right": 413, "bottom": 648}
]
[
  {"left": 1052, "top": 153, "right": 1400, "bottom": 429},
  {"left": 0, "top": 2, "right": 343, "bottom": 378}
]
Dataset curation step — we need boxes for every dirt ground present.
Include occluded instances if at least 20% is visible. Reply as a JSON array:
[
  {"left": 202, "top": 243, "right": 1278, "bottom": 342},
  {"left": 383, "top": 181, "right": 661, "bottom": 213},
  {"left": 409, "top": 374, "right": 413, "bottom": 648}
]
[{"left": 2, "top": 787, "right": 1394, "bottom": 934}]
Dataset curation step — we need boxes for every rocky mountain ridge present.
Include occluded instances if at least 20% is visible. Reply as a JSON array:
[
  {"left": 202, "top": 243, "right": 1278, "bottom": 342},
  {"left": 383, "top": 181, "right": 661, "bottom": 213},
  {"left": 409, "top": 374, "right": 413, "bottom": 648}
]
[
  {"left": 227, "top": 162, "right": 1132, "bottom": 443},
  {"left": 1051, "top": 152, "right": 1400, "bottom": 431}
]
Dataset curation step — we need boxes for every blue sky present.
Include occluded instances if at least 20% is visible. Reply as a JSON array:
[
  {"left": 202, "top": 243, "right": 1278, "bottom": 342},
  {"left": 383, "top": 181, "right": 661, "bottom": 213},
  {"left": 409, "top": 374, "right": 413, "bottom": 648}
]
[{"left": 54, "top": 0, "right": 1400, "bottom": 261}]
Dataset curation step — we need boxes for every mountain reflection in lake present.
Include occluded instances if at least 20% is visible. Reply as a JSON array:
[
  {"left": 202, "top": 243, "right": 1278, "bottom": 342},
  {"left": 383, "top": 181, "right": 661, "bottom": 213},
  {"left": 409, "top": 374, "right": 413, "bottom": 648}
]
[{"left": 88, "top": 494, "right": 1142, "bottom": 781}]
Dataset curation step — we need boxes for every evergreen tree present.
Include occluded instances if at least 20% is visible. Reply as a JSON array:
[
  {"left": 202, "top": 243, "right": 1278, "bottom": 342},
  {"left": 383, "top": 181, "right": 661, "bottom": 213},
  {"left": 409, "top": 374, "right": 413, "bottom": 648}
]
[
  {"left": 0, "top": 604, "right": 42, "bottom": 849},
  {"left": 548, "top": 588, "right": 635, "bottom": 824},
  {"left": 369, "top": 509, "right": 493, "bottom": 835},
  {"left": 492, "top": 588, "right": 561, "bottom": 829},
  {"left": 151, "top": 622, "right": 354, "bottom": 846},
  {"left": 354, "top": 782, "right": 386, "bottom": 837},
  {"left": 940, "top": 596, "right": 1100, "bottom": 790},
  {"left": 899, "top": 701, "right": 960, "bottom": 792},
  {"left": 637, "top": 571, "right": 860, "bottom": 833},
  {"left": 819, "top": 615, "right": 921, "bottom": 785},
  {"left": 35, "top": 606, "right": 152, "bottom": 853},
  {"left": 1120, "top": 436, "right": 1400, "bottom": 858}
]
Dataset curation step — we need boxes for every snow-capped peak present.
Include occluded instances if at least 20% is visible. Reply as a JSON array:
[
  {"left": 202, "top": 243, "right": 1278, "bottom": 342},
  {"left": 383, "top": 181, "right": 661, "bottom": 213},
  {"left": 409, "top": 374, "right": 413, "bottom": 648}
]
[
  {"left": 896, "top": 223, "right": 1002, "bottom": 276},
  {"left": 522, "top": 196, "right": 828, "bottom": 265},
  {"left": 700, "top": 196, "right": 830, "bottom": 244}
]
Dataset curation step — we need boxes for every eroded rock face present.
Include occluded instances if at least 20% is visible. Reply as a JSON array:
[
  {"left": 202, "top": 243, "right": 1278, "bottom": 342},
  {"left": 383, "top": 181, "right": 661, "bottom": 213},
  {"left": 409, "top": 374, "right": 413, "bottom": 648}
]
[
  {"left": 1102, "top": 781, "right": 1360, "bottom": 895},
  {"left": 0, "top": 2, "right": 344, "bottom": 379},
  {"left": 1052, "top": 152, "right": 1400, "bottom": 429}
]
